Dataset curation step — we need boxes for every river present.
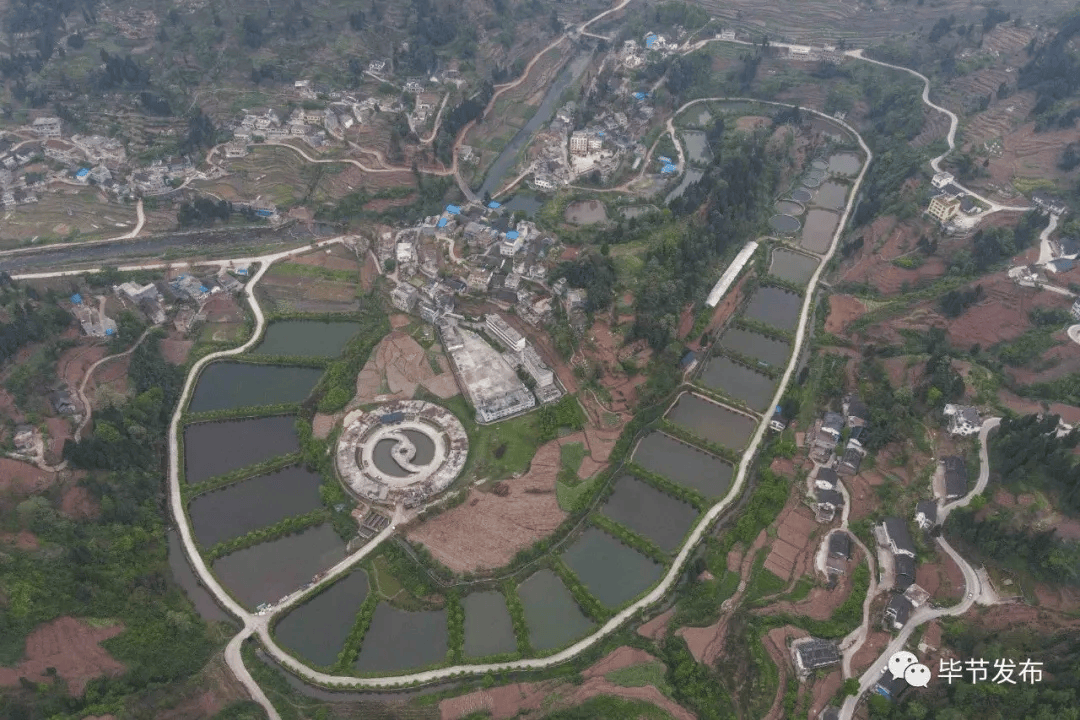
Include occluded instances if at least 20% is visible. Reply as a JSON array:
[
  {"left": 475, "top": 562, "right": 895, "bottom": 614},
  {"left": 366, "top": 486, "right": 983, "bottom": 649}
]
[{"left": 478, "top": 53, "right": 592, "bottom": 198}]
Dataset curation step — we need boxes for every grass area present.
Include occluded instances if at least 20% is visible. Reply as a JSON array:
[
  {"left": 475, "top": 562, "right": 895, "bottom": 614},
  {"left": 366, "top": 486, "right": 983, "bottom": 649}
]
[
  {"left": 559, "top": 442, "right": 587, "bottom": 482},
  {"left": 371, "top": 556, "right": 431, "bottom": 611},
  {"left": 267, "top": 262, "right": 358, "bottom": 284},
  {"left": 744, "top": 551, "right": 788, "bottom": 605},
  {"left": 557, "top": 472, "right": 603, "bottom": 512},
  {"left": 437, "top": 393, "right": 543, "bottom": 482},
  {"left": 605, "top": 661, "right": 673, "bottom": 696}
]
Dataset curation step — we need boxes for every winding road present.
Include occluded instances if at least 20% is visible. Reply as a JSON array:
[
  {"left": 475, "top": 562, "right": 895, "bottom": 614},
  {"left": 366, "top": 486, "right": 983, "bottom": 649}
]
[{"left": 838, "top": 416, "right": 1000, "bottom": 720}]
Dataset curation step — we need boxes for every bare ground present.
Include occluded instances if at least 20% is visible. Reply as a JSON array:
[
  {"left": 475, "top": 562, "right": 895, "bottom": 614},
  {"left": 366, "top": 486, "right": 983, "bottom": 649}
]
[
  {"left": 355, "top": 331, "right": 458, "bottom": 403},
  {"left": 0, "top": 617, "right": 125, "bottom": 696}
]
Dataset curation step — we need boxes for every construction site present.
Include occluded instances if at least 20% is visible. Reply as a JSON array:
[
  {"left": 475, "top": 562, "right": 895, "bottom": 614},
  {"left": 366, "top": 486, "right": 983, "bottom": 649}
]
[{"left": 335, "top": 400, "right": 468, "bottom": 509}]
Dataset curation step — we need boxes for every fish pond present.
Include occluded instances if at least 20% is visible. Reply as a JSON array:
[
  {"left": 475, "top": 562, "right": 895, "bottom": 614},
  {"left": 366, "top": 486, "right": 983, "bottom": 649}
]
[
  {"left": 561, "top": 528, "right": 664, "bottom": 608},
  {"left": 790, "top": 188, "right": 812, "bottom": 204},
  {"left": 189, "top": 465, "right": 323, "bottom": 547},
  {"left": 354, "top": 604, "right": 448, "bottom": 673},
  {"left": 601, "top": 475, "right": 698, "bottom": 552},
  {"left": 167, "top": 529, "right": 231, "bottom": 623},
  {"left": 213, "top": 523, "right": 345, "bottom": 609},
  {"left": 666, "top": 393, "right": 756, "bottom": 451},
  {"left": 768, "top": 249, "right": 819, "bottom": 285},
  {"left": 828, "top": 152, "right": 862, "bottom": 176},
  {"left": 813, "top": 181, "right": 849, "bottom": 211},
  {"left": 744, "top": 287, "right": 802, "bottom": 333},
  {"left": 801, "top": 209, "right": 840, "bottom": 253},
  {"left": 463, "top": 591, "right": 518, "bottom": 658},
  {"left": 253, "top": 320, "right": 362, "bottom": 357},
  {"left": 700, "top": 356, "right": 777, "bottom": 411},
  {"left": 719, "top": 327, "right": 791, "bottom": 366},
  {"left": 768, "top": 214, "right": 801, "bottom": 234},
  {"left": 775, "top": 200, "right": 804, "bottom": 216},
  {"left": 275, "top": 571, "right": 370, "bottom": 668},
  {"left": 189, "top": 362, "right": 323, "bottom": 413},
  {"left": 632, "top": 431, "right": 734, "bottom": 497},
  {"left": 500, "top": 193, "right": 544, "bottom": 217},
  {"left": 518, "top": 569, "right": 593, "bottom": 652},
  {"left": 665, "top": 168, "right": 704, "bottom": 204},
  {"left": 184, "top": 415, "right": 299, "bottom": 484},
  {"left": 682, "top": 131, "right": 711, "bottom": 163}
]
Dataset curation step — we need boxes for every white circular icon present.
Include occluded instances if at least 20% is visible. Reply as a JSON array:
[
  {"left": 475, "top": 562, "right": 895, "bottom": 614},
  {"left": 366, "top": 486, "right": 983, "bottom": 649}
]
[
  {"left": 904, "top": 662, "right": 932, "bottom": 687},
  {"left": 888, "top": 650, "right": 918, "bottom": 679}
]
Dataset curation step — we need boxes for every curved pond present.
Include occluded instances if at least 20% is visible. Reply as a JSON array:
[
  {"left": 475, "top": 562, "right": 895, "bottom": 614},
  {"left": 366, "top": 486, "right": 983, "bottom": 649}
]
[
  {"left": 253, "top": 320, "right": 362, "bottom": 358},
  {"left": 275, "top": 571, "right": 370, "bottom": 667},
  {"left": 790, "top": 188, "right": 812, "bottom": 203},
  {"left": 665, "top": 168, "right": 704, "bottom": 205},
  {"left": 564, "top": 200, "right": 608, "bottom": 225},
  {"left": 828, "top": 152, "right": 862, "bottom": 176},
  {"left": 189, "top": 362, "right": 323, "bottom": 413},
  {"left": 184, "top": 415, "right": 299, "bottom": 484},
  {"left": 811, "top": 159, "right": 828, "bottom": 171},
  {"left": 807, "top": 169, "right": 827, "bottom": 181},
  {"left": 354, "top": 604, "right": 448, "bottom": 673},
  {"left": 601, "top": 475, "right": 698, "bottom": 552},
  {"left": 518, "top": 569, "right": 593, "bottom": 652},
  {"left": 189, "top": 465, "right": 324, "bottom": 547},
  {"left": 802, "top": 176, "right": 822, "bottom": 189},
  {"left": 744, "top": 286, "right": 802, "bottom": 333},
  {"left": 768, "top": 214, "right": 801, "bottom": 234},
  {"left": 720, "top": 327, "right": 791, "bottom": 367},
  {"left": 682, "top": 130, "right": 711, "bottom": 164},
  {"left": 775, "top": 200, "right": 804, "bottom": 216},
  {"left": 167, "top": 529, "right": 231, "bottom": 623},
  {"left": 700, "top": 356, "right": 778, "bottom": 411},
  {"left": 769, "top": 249, "right": 819, "bottom": 285},
  {"left": 561, "top": 528, "right": 664, "bottom": 608},
  {"left": 213, "top": 523, "right": 345, "bottom": 610},
  {"left": 463, "top": 591, "right": 517, "bottom": 658},
  {"left": 633, "top": 430, "right": 734, "bottom": 496}
]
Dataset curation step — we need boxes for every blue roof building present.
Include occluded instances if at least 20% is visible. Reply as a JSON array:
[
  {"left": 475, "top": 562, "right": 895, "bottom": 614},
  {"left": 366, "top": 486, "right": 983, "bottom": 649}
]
[
  {"left": 645, "top": 33, "right": 658, "bottom": 48},
  {"left": 446, "top": 204, "right": 461, "bottom": 215},
  {"left": 71, "top": 293, "right": 82, "bottom": 305},
  {"left": 105, "top": 327, "right": 115, "bottom": 336},
  {"left": 75, "top": 168, "right": 89, "bottom": 179},
  {"left": 505, "top": 230, "right": 519, "bottom": 240},
  {"left": 487, "top": 201, "right": 501, "bottom": 209},
  {"left": 658, "top": 155, "right": 672, "bottom": 164},
  {"left": 437, "top": 217, "right": 448, "bottom": 228},
  {"left": 633, "top": 92, "right": 647, "bottom": 101},
  {"left": 661, "top": 163, "right": 677, "bottom": 174},
  {"left": 235, "top": 268, "right": 249, "bottom": 276}
]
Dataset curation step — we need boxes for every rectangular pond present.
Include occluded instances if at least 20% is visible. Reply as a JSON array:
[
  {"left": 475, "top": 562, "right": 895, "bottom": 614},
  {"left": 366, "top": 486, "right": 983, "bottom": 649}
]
[
  {"left": 743, "top": 287, "right": 802, "bottom": 333},
  {"left": 719, "top": 327, "right": 791, "bottom": 367},
  {"left": 189, "top": 363, "right": 323, "bottom": 413},
  {"left": 274, "top": 571, "right": 369, "bottom": 668},
  {"left": 354, "top": 604, "right": 448, "bottom": 673},
  {"left": 813, "top": 181, "right": 849, "bottom": 211},
  {"left": 463, "top": 591, "right": 517, "bottom": 658},
  {"left": 184, "top": 415, "right": 299, "bottom": 484},
  {"left": 601, "top": 475, "right": 698, "bottom": 552},
  {"left": 561, "top": 528, "right": 664, "bottom": 608},
  {"left": 665, "top": 168, "right": 703, "bottom": 204},
  {"left": 700, "top": 356, "right": 778, "bottom": 411},
  {"left": 682, "top": 131, "right": 711, "bottom": 164},
  {"left": 189, "top": 465, "right": 324, "bottom": 548},
  {"left": 632, "top": 431, "right": 734, "bottom": 498},
  {"left": 768, "top": 249, "right": 819, "bottom": 286},
  {"left": 800, "top": 208, "right": 840, "bottom": 254},
  {"left": 666, "top": 393, "right": 756, "bottom": 451},
  {"left": 253, "top": 320, "right": 363, "bottom": 358},
  {"left": 212, "top": 523, "right": 345, "bottom": 610},
  {"left": 518, "top": 569, "right": 594, "bottom": 652}
]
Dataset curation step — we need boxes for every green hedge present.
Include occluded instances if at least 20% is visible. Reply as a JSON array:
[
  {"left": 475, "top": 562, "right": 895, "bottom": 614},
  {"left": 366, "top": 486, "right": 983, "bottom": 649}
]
[
  {"left": 550, "top": 558, "right": 611, "bottom": 622},
  {"left": 183, "top": 453, "right": 302, "bottom": 501},
  {"left": 624, "top": 462, "right": 709, "bottom": 511},
  {"left": 760, "top": 275, "right": 806, "bottom": 296},
  {"left": 313, "top": 306, "right": 390, "bottom": 413},
  {"left": 335, "top": 586, "right": 379, "bottom": 671},
  {"left": 205, "top": 508, "right": 329, "bottom": 560},
  {"left": 735, "top": 316, "right": 794, "bottom": 343},
  {"left": 502, "top": 580, "right": 532, "bottom": 656},
  {"left": 708, "top": 345, "right": 782, "bottom": 380},
  {"left": 182, "top": 402, "right": 302, "bottom": 426},
  {"left": 446, "top": 591, "right": 464, "bottom": 664},
  {"left": 590, "top": 515, "right": 668, "bottom": 564}
]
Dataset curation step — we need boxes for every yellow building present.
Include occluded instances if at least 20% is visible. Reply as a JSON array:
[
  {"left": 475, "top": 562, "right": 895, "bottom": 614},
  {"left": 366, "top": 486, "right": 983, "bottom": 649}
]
[{"left": 927, "top": 195, "right": 961, "bottom": 223}]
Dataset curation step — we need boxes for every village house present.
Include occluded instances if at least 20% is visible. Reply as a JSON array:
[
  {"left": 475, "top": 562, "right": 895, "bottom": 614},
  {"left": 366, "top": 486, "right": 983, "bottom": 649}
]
[
  {"left": 943, "top": 404, "right": 981, "bottom": 436},
  {"left": 942, "top": 456, "right": 968, "bottom": 500},
  {"left": 31, "top": 116, "right": 62, "bottom": 138}
]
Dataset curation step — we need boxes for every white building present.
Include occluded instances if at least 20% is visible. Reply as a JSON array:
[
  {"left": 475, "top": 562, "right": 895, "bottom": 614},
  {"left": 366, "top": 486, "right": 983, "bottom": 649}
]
[
  {"left": 31, "top": 117, "right": 61, "bottom": 138},
  {"left": 485, "top": 313, "right": 526, "bottom": 352},
  {"left": 521, "top": 345, "right": 554, "bottom": 387},
  {"left": 943, "top": 404, "right": 981, "bottom": 436},
  {"left": 931, "top": 171, "right": 954, "bottom": 189}
]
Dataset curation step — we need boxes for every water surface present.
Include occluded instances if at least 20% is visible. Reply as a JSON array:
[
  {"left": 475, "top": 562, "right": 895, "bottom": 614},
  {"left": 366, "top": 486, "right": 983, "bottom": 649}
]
[
  {"left": 253, "top": 320, "right": 362, "bottom": 357},
  {"left": 801, "top": 209, "right": 840, "bottom": 253},
  {"left": 665, "top": 168, "right": 704, "bottom": 204},
  {"left": 275, "top": 571, "right": 369, "bottom": 667},
  {"left": 518, "top": 569, "right": 593, "bottom": 652},
  {"left": 700, "top": 356, "right": 777, "bottom": 410},
  {"left": 813, "top": 181, "right": 848, "bottom": 211},
  {"left": 463, "top": 591, "right": 517, "bottom": 658},
  {"left": 632, "top": 431, "right": 734, "bottom": 496},
  {"left": 213, "top": 523, "right": 345, "bottom": 609},
  {"left": 501, "top": 194, "right": 544, "bottom": 217},
  {"left": 601, "top": 475, "right": 697, "bottom": 552},
  {"left": 744, "top": 287, "right": 801, "bottom": 333},
  {"left": 666, "top": 394, "right": 756, "bottom": 451},
  {"left": 561, "top": 528, "right": 664, "bottom": 607},
  {"left": 768, "top": 214, "right": 801, "bottom": 234},
  {"left": 354, "top": 604, "right": 448, "bottom": 673},
  {"left": 184, "top": 416, "right": 299, "bottom": 484},
  {"left": 168, "top": 529, "right": 231, "bottom": 623},
  {"left": 719, "top": 328, "right": 791, "bottom": 366},
  {"left": 189, "top": 363, "right": 323, "bottom": 413},
  {"left": 828, "top": 152, "right": 862, "bottom": 176},
  {"left": 769, "top": 250, "right": 819, "bottom": 285},
  {"left": 775, "top": 200, "right": 804, "bottom": 216},
  {"left": 682, "top": 131, "right": 711, "bottom": 163},
  {"left": 189, "top": 465, "right": 323, "bottom": 547},
  {"left": 790, "top": 189, "right": 812, "bottom": 203}
]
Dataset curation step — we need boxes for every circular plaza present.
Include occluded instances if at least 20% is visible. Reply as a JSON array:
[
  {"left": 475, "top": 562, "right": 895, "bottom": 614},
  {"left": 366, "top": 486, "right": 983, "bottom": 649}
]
[{"left": 336, "top": 400, "right": 468, "bottom": 508}]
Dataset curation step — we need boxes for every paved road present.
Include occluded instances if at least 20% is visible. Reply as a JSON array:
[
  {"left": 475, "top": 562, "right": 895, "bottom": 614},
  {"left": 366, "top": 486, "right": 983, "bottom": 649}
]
[
  {"left": 75, "top": 324, "right": 158, "bottom": 439},
  {"left": 1037, "top": 212, "right": 1061, "bottom": 266},
  {"left": 940, "top": 417, "right": 1000, "bottom": 523}
]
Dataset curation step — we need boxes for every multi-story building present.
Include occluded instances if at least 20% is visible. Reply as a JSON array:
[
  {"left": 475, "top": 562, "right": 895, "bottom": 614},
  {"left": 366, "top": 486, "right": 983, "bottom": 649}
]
[
  {"left": 927, "top": 194, "right": 961, "bottom": 223},
  {"left": 485, "top": 313, "right": 526, "bottom": 352}
]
